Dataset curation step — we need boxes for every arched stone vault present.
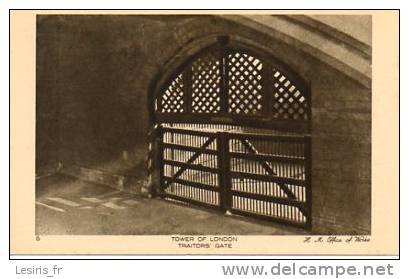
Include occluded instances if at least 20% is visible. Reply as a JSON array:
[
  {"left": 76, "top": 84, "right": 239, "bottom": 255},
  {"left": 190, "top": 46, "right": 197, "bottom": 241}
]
[
  {"left": 219, "top": 15, "right": 371, "bottom": 88},
  {"left": 148, "top": 14, "right": 371, "bottom": 125}
]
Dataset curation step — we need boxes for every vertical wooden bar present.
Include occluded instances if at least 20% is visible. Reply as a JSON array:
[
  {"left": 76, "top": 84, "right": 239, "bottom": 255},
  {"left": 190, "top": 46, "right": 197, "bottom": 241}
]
[
  {"left": 217, "top": 36, "right": 229, "bottom": 114},
  {"left": 304, "top": 135, "right": 312, "bottom": 230},
  {"left": 183, "top": 68, "right": 192, "bottom": 114},
  {"left": 156, "top": 125, "right": 165, "bottom": 197},
  {"left": 217, "top": 131, "right": 232, "bottom": 212}
]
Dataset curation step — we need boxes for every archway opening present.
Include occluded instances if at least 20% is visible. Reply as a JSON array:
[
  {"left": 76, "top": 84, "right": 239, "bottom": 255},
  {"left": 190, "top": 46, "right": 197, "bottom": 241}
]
[{"left": 149, "top": 38, "right": 312, "bottom": 229}]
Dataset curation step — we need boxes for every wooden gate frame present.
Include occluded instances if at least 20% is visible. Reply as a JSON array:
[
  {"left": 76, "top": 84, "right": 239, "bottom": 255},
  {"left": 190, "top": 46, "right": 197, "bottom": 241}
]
[{"left": 153, "top": 125, "right": 312, "bottom": 229}]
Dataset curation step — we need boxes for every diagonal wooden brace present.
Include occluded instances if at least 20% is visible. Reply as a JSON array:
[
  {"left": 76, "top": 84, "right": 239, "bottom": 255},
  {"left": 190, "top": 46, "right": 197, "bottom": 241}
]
[
  {"left": 239, "top": 139, "right": 297, "bottom": 200},
  {"left": 163, "top": 135, "right": 216, "bottom": 189}
]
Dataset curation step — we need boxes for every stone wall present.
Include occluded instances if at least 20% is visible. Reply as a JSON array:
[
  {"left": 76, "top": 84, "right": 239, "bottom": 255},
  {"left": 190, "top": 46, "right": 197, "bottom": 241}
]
[
  {"left": 311, "top": 65, "right": 371, "bottom": 234},
  {"left": 36, "top": 16, "right": 61, "bottom": 172},
  {"left": 36, "top": 15, "right": 371, "bottom": 234}
]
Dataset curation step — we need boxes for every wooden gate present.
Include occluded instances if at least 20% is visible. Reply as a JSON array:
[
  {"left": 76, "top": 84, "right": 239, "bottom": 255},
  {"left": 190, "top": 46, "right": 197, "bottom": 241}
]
[
  {"left": 149, "top": 38, "right": 313, "bottom": 229},
  {"left": 156, "top": 125, "right": 312, "bottom": 229}
]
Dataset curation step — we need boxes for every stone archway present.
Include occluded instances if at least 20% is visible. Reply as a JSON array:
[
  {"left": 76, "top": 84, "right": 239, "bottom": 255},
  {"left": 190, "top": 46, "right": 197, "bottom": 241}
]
[{"left": 147, "top": 35, "right": 313, "bottom": 229}]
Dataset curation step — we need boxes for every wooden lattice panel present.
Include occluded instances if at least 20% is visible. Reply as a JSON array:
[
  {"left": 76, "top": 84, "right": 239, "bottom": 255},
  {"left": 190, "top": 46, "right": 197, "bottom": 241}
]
[
  {"left": 160, "top": 74, "right": 185, "bottom": 113},
  {"left": 155, "top": 45, "right": 310, "bottom": 128},
  {"left": 191, "top": 51, "right": 221, "bottom": 113},
  {"left": 272, "top": 69, "right": 308, "bottom": 120},
  {"left": 228, "top": 52, "right": 263, "bottom": 115}
]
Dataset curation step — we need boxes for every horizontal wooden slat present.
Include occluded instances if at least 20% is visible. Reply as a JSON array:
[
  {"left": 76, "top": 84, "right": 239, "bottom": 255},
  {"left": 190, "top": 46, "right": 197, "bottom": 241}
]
[
  {"left": 161, "top": 126, "right": 308, "bottom": 143},
  {"left": 231, "top": 190, "right": 306, "bottom": 209},
  {"left": 163, "top": 177, "right": 219, "bottom": 192},
  {"left": 162, "top": 126, "right": 217, "bottom": 137},
  {"left": 229, "top": 152, "right": 305, "bottom": 164},
  {"left": 231, "top": 171, "right": 306, "bottom": 186},
  {"left": 228, "top": 132, "right": 306, "bottom": 143},
  {"left": 229, "top": 208, "right": 308, "bottom": 228},
  {"left": 164, "top": 159, "right": 218, "bottom": 173},
  {"left": 162, "top": 143, "right": 218, "bottom": 155},
  {"left": 161, "top": 192, "right": 220, "bottom": 210},
  {"left": 155, "top": 114, "right": 310, "bottom": 133}
]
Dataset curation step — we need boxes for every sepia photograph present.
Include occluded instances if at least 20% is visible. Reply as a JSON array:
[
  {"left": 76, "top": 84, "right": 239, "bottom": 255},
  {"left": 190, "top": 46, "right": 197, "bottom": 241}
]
[{"left": 35, "top": 13, "right": 371, "bottom": 236}]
